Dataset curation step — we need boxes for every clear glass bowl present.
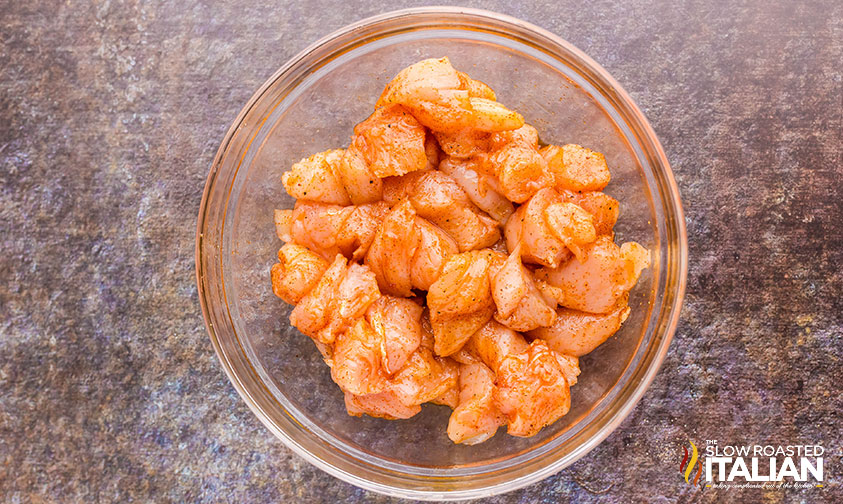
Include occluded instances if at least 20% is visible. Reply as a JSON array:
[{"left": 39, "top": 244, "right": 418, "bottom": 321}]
[{"left": 195, "top": 7, "right": 687, "bottom": 500}]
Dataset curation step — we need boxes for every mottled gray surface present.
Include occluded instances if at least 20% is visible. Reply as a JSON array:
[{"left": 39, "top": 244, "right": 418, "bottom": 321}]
[{"left": 1, "top": 0, "right": 841, "bottom": 502}]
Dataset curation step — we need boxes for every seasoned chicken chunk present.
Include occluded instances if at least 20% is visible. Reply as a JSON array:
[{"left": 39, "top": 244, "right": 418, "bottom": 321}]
[
  {"left": 365, "top": 296, "right": 424, "bottom": 374},
  {"left": 530, "top": 302, "right": 631, "bottom": 357},
  {"left": 504, "top": 188, "right": 597, "bottom": 267},
  {"left": 540, "top": 144, "right": 611, "bottom": 192},
  {"left": 270, "top": 243, "right": 329, "bottom": 304},
  {"left": 338, "top": 146, "right": 383, "bottom": 204},
  {"left": 559, "top": 189, "right": 619, "bottom": 237},
  {"left": 290, "top": 256, "right": 380, "bottom": 345},
  {"left": 494, "top": 339, "right": 572, "bottom": 437},
  {"left": 287, "top": 201, "right": 389, "bottom": 261},
  {"left": 438, "top": 156, "right": 514, "bottom": 222},
  {"left": 535, "top": 237, "right": 650, "bottom": 313},
  {"left": 410, "top": 217, "right": 459, "bottom": 290},
  {"left": 465, "top": 321, "right": 574, "bottom": 437},
  {"left": 482, "top": 125, "right": 552, "bottom": 203},
  {"left": 376, "top": 57, "right": 523, "bottom": 134},
  {"left": 332, "top": 318, "right": 389, "bottom": 395},
  {"left": 491, "top": 245, "right": 557, "bottom": 331},
  {"left": 427, "top": 250, "right": 506, "bottom": 356},
  {"left": 365, "top": 200, "right": 458, "bottom": 296},
  {"left": 388, "top": 347, "right": 459, "bottom": 407},
  {"left": 349, "top": 104, "right": 428, "bottom": 178},
  {"left": 384, "top": 170, "right": 500, "bottom": 251},
  {"left": 282, "top": 149, "right": 351, "bottom": 205},
  {"left": 345, "top": 390, "right": 421, "bottom": 420},
  {"left": 447, "top": 362, "right": 505, "bottom": 444}
]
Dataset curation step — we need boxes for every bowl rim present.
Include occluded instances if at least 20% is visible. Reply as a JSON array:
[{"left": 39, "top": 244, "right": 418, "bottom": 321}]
[{"left": 195, "top": 6, "right": 688, "bottom": 500}]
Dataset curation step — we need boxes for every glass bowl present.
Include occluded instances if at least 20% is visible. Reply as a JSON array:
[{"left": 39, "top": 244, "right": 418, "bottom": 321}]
[{"left": 195, "top": 7, "right": 687, "bottom": 500}]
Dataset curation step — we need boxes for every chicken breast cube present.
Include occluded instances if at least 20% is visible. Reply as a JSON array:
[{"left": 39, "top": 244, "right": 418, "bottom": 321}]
[
  {"left": 439, "top": 156, "right": 514, "bottom": 222},
  {"left": 484, "top": 126, "right": 552, "bottom": 203},
  {"left": 534, "top": 237, "right": 650, "bottom": 314},
  {"left": 529, "top": 303, "right": 631, "bottom": 357},
  {"left": 350, "top": 104, "right": 428, "bottom": 178},
  {"left": 427, "top": 250, "right": 506, "bottom": 356},
  {"left": 410, "top": 217, "right": 459, "bottom": 291},
  {"left": 337, "top": 146, "right": 383, "bottom": 204},
  {"left": 365, "top": 296, "right": 424, "bottom": 374},
  {"left": 464, "top": 320, "right": 529, "bottom": 372},
  {"left": 408, "top": 171, "right": 500, "bottom": 251},
  {"left": 274, "top": 209, "right": 293, "bottom": 242},
  {"left": 494, "top": 339, "right": 572, "bottom": 437},
  {"left": 288, "top": 201, "right": 389, "bottom": 261},
  {"left": 376, "top": 57, "right": 474, "bottom": 133},
  {"left": 282, "top": 149, "right": 351, "bottom": 205},
  {"left": 491, "top": 245, "right": 557, "bottom": 331},
  {"left": 540, "top": 144, "right": 611, "bottom": 192},
  {"left": 332, "top": 318, "right": 389, "bottom": 396},
  {"left": 377, "top": 57, "right": 523, "bottom": 134},
  {"left": 364, "top": 200, "right": 419, "bottom": 297},
  {"left": 345, "top": 390, "right": 421, "bottom": 420},
  {"left": 270, "top": 243, "right": 329, "bottom": 304},
  {"left": 544, "top": 201, "right": 597, "bottom": 262},
  {"left": 388, "top": 347, "right": 459, "bottom": 407},
  {"left": 447, "top": 362, "right": 506, "bottom": 444},
  {"left": 290, "top": 256, "right": 380, "bottom": 345},
  {"left": 504, "top": 188, "right": 570, "bottom": 268},
  {"left": 456, "top": 70, "right": 496, "bottom": 100},
  {"left": 559, "top": 190, "right": 619, "bottom": 237}
]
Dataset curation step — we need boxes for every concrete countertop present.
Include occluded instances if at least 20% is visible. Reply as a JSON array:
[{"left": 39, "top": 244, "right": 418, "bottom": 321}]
[{"left": 1, "top": 1, "right": 841, "bottom": 502}]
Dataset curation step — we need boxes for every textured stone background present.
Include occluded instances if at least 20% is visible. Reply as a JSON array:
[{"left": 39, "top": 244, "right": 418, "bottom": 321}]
[{"left": 1, "top": 0, "right": 841, "bottom": 502}]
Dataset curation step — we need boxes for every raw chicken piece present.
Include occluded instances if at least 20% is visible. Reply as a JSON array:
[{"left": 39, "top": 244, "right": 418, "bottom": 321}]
[
  {"left": 544, "top": 201, "right": 598, "bottom": 262},
  {"left": 464, "top": 320, "right": 528, "bottom": 371},
  {"left": 535, "top": 237, "right": 650, "bottom": 314},
  {"left": 376, "top": 57, "right": 523, "bottom": 134},
  {"left": 424, "top": 132, "right": 443, "bottom": 170},
  {"left": 389, "top": 170, "right": 500, "bottom": 251},
  {"left": 349, "top": 104, "right": 428, "bottom": 178},
  {"left": 433, "top": 130, "right": 491, "bottom": 159},
  {"left": 427, "top": 250, "right": 506, "bottom": 356},
  {"left": 456, "top": 71, "right": 496, "bottom": 100},
  {"left": 447, "top": 362, "right": 506, "bottom": 444},
  {"left": 540, "top": 144, "right": 610, "bottom": 192},
  {"left": 530, "top": 302, "right": 631, "bottom": 357},
  {"left": 504, "top": 188, "right": 597, "bottom": 267},
  {"left": 365, "top": 296, "right": 424, "bottom": 374},
  {"left": 270, "top": 243, "right": 329, "bottom": 304},
  {"left": 365, "top": 201, "right": 459, "bottom": 296},
  {"left": 554, "top": 353, "right": 581, "bottom": 387},
  {"left": 431, "top": 383, "right": 460, "bottom": 409},
  {"left": 438, "top": 156, "right": 514, "bottom": 222},
  {"left": 410, "top": 217, "right": 459, "bottom": 290},
  {"left": 364, "top": 200, "right": 418, "bottom": 296},
  {"left": 274, "top": 209, "right": 293, "bottom": 241},
  {"left": 465, "top": 322, "right": 574, "bottom": 437},
  {"left": 290, "top": 256, "right": 380, "bottom": 345},
  {"left": 491, "top": 245, "right": 557, "bottom": 331},
  {"left": 388, "top": 347, "right": 459, "bottom": 406},
  {"left": 559, "top": 190, "right": 619, "bottom": 237},
  {"left": 282, "top": 149, "right": 351, "bottom": 205},
  {"left": 338, "top": 146, "right": 383, "bottom": 204},
  {"left": 482, "top": 125, "right": 552, "bottom": 203},
  {"left": 332, "top": 318, "right": 388, "bottom": 395},
  {"left": 495, "top": 339, "right": 572, "bottom": 437},
  {"left": 288, "top": 201, "right": 389, "bottom": 261},
  {"left": 345, "top": 390, "right": 421, "bottom": 420}
]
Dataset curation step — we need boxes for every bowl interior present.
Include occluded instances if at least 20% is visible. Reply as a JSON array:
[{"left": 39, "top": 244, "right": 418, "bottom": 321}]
[{"left": 221, "top": 32, "right": 659, "bottom": 469}]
